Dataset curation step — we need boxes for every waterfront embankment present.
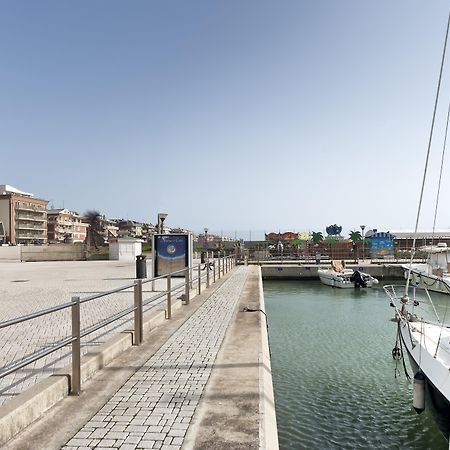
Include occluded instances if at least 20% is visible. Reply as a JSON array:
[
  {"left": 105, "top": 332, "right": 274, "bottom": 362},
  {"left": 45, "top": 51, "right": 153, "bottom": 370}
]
[{"left": 260, "top": 262, "right": 405, "bottom": 279}]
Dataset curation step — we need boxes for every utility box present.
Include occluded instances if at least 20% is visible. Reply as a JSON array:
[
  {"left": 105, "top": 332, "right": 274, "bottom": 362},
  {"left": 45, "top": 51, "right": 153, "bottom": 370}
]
[
  {"left": 152, "top": 233, "right": 193, "bottom": 277},
  {"left": 109, "top": 239, "right": 143, "bottom": 261}
]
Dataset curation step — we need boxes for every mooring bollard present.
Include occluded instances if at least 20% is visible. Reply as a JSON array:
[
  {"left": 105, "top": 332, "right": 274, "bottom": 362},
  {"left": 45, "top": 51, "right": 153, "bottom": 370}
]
[
  {"left": 134, "top": 280, "right": 143, "bottom": 345},
  {"left": 166, "top": 275, "right": 172, "bottom": 319},
  {"left": 71, "top": 296, "right": 81, "bottom": 395}
]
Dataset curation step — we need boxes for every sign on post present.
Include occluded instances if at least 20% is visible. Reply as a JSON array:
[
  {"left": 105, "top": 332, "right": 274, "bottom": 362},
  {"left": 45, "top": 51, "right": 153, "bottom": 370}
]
[{"left": 152, "top": 233, "right": 192, "bottom": 277}]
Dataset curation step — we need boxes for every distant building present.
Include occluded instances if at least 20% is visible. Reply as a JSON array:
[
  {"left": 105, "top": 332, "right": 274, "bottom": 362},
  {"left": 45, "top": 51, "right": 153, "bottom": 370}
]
[
  {"left": 389, "top": 229, "right": 450, "bottom": 250},
  {"left": 265, "top": 231, "right": 303, "bottom": 241},
  {"left": 97, "top": 215, "right": 119, "bottom": 242},
  {"left": 0, "top": 184, "right": 48, "bottom": 245},
  {"left": 47, "top": 208, "right": 88, "bottom": 243},
  {"left": 196, "top": 233, "right": 236, "bottom": 249},
  {"left": 117, "top": 220, "right": 143, "bottom": 238}
]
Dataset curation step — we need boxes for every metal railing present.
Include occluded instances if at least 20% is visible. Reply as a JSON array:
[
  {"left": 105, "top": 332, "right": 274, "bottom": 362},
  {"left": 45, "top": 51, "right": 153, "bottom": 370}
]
[{"left": 0, "top": 255, "right": 235, "bottom": 396}]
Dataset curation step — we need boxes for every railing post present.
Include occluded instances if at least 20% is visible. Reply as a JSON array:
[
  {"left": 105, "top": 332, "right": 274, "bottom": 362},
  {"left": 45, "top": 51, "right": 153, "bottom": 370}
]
[
  {"left": 213, "top": 258, "right": 216, "bottom": 283},
  {"left": 198, "top": 264, "right": 201, "bottom": 295},
  {"left": 184, "top": 267, "right": 190, "bottom": 305},
  {"left": 218, "top": 256, "right": 221, "bottom": 279},
  {"left": 134, "top": 280, "right": 143, "bottom": 345},
  {"left": 206, "top": 255, "right": 210, "bottom": 288},
  {"left": 71, "top": 296, "right": 81, "bottom": 395},
  {"left": 166, "top": 275, "right": 172, "bottom": 319}
]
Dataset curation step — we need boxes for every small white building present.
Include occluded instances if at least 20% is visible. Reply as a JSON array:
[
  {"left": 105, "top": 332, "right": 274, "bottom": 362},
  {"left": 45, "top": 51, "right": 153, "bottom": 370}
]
[{"left": 109, "top": 238, "right": 143, "bottom": 261}]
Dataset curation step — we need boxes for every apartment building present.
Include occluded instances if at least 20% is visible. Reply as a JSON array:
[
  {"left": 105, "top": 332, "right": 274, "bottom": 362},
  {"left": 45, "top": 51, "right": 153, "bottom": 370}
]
[
  {"left": 116, "top": 220, "right": 143, "bottom": 238},
  {"left": 0, "top": 184, "right": 48, "bottom": 244},
  {"left": 47, "top": 208, "right": 88, "bottom": 243}
]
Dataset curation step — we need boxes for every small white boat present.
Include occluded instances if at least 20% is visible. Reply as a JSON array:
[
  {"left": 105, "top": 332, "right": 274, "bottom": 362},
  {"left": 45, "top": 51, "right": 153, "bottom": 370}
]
[{"left": 318, "top": 261, "right": 378, "bottom": 288}]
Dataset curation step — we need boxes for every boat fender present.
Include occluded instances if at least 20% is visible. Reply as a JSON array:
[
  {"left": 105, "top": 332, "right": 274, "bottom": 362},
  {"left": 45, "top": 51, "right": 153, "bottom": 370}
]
[{"left": 413, "top": 371, "right": 426, "bottom": 414}]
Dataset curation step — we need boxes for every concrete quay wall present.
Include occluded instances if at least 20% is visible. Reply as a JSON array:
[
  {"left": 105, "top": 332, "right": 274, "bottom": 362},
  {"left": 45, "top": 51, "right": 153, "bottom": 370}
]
[{"left": 260, "top": 263, "right": 405, "bottom": 280}]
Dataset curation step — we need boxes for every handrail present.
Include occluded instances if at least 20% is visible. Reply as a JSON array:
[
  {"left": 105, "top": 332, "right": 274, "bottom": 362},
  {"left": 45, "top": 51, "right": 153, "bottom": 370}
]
[
  {"left": 0, "top": 256, "right": 235, "bottom": 395},
  {"left": 80, "top": 282, "right": 136, "bottom": 304},
  {"left": 0, "top": 336, "right": 75, "bottom": 379},
  {"left": 0, "top": 300, "right": 76, "bottom": 329}
]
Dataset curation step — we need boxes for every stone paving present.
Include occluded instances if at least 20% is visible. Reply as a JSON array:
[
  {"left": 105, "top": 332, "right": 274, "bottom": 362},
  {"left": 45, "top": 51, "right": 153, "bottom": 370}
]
[
  {"left": 63, "top": 266, "right": 248, "bottom": 450},
  {"left": 0, "top": 260, "right": 201, "bottom": 406}
]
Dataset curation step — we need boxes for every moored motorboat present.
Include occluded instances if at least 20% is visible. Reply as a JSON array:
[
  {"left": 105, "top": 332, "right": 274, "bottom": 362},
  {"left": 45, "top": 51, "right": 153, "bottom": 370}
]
[{"left": 318, "top": 260, "right": 378, "bottom": 288}]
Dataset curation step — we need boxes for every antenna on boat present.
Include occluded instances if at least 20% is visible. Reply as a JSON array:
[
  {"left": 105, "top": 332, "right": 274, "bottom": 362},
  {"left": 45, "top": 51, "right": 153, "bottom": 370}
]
[{"left": 404, "top": 10, "right": 450, "bottom": 299}]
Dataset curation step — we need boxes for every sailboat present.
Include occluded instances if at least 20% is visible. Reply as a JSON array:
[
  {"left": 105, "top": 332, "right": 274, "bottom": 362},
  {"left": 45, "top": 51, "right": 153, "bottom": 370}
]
[
  {"left": 385, "top": 10, "right": 450, "bottom": 441},
  {"left": 406, "top": 243, "right": 450, "bottom": 295}
]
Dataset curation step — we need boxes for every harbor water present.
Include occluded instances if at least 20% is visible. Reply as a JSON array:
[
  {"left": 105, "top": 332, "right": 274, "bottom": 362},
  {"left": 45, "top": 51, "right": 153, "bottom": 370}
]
[{"left": 264, "top": 280, "right": 448, "bottom": 450}]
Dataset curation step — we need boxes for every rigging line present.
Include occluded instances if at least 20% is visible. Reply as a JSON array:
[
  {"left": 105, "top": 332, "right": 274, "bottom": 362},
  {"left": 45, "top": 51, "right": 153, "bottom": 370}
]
[
  {"left": 405, "top": 10, "right": 450, "bottom": 297},
  {"left": 431, "top": 93, "right": 450, "bottom": 247}
]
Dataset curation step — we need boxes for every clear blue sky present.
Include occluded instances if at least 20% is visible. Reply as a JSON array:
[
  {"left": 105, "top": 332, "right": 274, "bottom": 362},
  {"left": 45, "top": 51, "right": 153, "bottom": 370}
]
[{"left": 2, "top": 1, "right": 450, "bottom": 239}]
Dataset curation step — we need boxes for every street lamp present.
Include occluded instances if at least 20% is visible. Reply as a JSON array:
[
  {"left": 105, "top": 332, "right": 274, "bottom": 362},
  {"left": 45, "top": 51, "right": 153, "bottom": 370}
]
[
  {"left": 360, "top": 225, "right": 366, "bottom": 262},
  {"left": 204, "top": 228, "right": 208, "bottom": 250},
  {"left": 157, "top": 213, "right": 168, "bottom": 234}
]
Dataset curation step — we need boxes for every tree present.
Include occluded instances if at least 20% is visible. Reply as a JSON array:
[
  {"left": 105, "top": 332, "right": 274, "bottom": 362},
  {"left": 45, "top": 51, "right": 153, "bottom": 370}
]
[
  {"left": 312, "top": 231, "right": 324, "bottom": 243},
  {"left": 349, "top": 230, "right": 362, "bottom": 242},
  {"left": 85, "top": 210, "right": 102, "bottom": 250}
]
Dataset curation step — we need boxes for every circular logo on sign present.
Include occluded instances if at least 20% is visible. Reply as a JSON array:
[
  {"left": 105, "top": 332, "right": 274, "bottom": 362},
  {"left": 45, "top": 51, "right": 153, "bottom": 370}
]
[{"left": 167, "top": 244, "right": 176, "bottom": 254}]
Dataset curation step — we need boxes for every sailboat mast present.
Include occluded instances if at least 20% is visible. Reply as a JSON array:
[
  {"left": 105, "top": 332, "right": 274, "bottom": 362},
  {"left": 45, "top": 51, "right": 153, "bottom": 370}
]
[{"left": 404, "top": 11, "right": 450, "bottom": 298}]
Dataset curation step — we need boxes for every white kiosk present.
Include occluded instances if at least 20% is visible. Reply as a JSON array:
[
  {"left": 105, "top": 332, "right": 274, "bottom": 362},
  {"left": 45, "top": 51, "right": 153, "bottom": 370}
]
[{"left": 109, "top": 238, "right": 143, "bottom": 261}]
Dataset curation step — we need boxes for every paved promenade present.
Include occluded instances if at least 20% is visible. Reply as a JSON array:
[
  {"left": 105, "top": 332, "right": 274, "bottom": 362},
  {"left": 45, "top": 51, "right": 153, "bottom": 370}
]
[
  {"left": 0, "top": 260, "right": 189, "bottom": 406},
  {"left": 63, "top": 266, "right": 249, "bottom": 450}
]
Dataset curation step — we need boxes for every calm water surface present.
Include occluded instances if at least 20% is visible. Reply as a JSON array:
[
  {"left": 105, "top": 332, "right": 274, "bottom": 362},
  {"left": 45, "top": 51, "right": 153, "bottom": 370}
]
[{"left": 264, "top": 280, "right": 448, "bottom": 450}]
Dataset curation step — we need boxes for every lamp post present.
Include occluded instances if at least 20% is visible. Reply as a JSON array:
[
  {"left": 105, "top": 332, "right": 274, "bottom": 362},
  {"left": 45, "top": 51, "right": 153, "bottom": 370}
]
[
  {"left": 157, "top": 213, "right": 168, "bottom": 234},
  {"left": 360, "top": 225, "right": 366, "bottom": 262},
  {"left": 204, "top": 228, "right": 208, "bottom": 251}
]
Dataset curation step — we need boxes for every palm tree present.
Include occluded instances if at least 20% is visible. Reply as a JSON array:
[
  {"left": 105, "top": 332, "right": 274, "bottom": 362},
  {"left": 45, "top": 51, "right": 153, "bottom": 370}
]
[
  {"left": 349, "top": 230, "right": 362, "bottom": 261},
  {"left": 349, "top": 230, "right": 362, "bottom": 242},
  {"left": 312, "top": 231, "right": 324, "bottom": 243}
]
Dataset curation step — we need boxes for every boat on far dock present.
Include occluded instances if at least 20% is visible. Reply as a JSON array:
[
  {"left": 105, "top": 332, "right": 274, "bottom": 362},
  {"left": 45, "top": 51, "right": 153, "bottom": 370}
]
[
  {"left": 318, "top": 260, "right": 379, "bottom": 289},
  {"left": 406, "top": 244, "right": 450, "bottom": 295}
]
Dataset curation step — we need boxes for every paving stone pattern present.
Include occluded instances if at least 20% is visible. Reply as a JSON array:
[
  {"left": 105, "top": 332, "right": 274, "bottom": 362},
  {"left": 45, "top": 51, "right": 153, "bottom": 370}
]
[
  {"left": 63, "top": 266, "right": 248, "bottom": 450},
  {"left": 0, "top": 261, "right": 194, "bottom": 406}
]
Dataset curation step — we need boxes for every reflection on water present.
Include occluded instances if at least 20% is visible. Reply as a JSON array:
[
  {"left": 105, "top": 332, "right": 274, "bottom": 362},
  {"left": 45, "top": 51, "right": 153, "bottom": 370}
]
[{"left": 264, "top": 280, "right": 448, "bottom": 450}]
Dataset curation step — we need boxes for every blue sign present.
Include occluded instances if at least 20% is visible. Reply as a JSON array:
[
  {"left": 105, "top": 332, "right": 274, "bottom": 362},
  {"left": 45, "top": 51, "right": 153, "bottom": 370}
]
[
  {"left": 154, "top": 234, "right": 189, "bottom": 277},
  {"left": 370, "top": 232, "right": 394, "bottom": 257}
]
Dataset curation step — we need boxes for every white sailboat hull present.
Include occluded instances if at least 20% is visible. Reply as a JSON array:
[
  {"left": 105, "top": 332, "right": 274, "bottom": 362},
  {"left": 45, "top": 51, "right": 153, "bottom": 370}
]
[
  {"left": 399, "top": 319, "right": 450, "bottom": 401},
  {"left": 407, "top": 267, "right": 450, "bottom": 295}
]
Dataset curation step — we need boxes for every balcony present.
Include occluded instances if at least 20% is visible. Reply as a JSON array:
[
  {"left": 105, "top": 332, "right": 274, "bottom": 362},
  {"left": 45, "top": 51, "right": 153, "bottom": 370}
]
[
  {"left": 16, "top": 213, "right": 46, "bottom": 222},
  {"left": 16, "top": 223, "right": 47, "bottom": 231},
  {"left": 16, "top": 230, "right": 46, "bottom": 238},
  {"left": 15, "top": 203, "right": 46, "bottom": 213}
]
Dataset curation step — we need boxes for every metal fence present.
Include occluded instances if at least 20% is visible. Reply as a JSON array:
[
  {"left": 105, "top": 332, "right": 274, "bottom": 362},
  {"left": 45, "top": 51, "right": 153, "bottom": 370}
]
[{"left": 0, "top": 255, "right": 235, "bottom": 396}]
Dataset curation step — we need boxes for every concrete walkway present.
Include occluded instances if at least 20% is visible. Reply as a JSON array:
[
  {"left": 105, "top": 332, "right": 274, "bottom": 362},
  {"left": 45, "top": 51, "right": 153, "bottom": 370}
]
[
  {"left": 63, "top": 267, "right": 249, "bottom": 450},
  {"left": 3, "top": 265, "right": 278, "bottom": 450}
]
